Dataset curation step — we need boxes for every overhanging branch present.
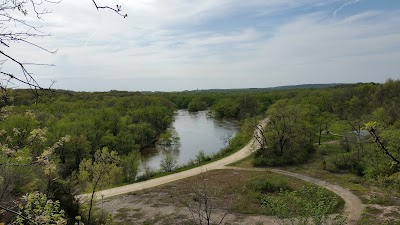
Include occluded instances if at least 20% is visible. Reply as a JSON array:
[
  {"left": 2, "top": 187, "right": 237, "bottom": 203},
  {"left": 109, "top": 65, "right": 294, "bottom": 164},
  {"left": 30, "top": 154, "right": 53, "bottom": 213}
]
[
  {"left": 91, "top": 0, "right": 127, "bottom": 18},
  {"left": 368, "top": 128, "right": 400, "bottom": 165}
]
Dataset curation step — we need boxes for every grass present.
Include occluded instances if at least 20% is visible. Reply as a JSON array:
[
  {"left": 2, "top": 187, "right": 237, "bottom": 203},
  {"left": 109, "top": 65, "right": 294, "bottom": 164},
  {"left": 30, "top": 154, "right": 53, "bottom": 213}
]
[
  {"left": 368, "top": 193, "right": 399, "bottom": 206},
  {"left": 228, "top": 152, "right": 255, "bottom": 168},
  {"left": 114, "top": 208, "right": 131, "bottom": 220},
  {"left": 318, "top": 133, "right": 342, "bottom": 143},
  {"left": 140, "top": 169, "right": 344, "bottom": 217},
  {"left": 329, "top": 121, "right": 352, "bottom": 134}
]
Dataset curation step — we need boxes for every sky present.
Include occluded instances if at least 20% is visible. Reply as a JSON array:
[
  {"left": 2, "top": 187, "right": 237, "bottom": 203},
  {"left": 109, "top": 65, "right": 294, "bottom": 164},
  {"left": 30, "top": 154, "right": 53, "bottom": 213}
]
[{"left": 4, "top": 0, "right": 400, "bottom": 91}]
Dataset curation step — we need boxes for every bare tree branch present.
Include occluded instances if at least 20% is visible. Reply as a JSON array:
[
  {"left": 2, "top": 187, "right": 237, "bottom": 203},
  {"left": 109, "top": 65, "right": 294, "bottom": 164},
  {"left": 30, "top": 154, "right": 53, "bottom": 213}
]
[
  {"left": 368, "top": 127, "right": 400, "bottom": 165},
  {"left": 91, "top": 0, "right": 127, "bottom": 18},
  {"left": 0, "top": 0, "right": 126, "bottom": 98}
]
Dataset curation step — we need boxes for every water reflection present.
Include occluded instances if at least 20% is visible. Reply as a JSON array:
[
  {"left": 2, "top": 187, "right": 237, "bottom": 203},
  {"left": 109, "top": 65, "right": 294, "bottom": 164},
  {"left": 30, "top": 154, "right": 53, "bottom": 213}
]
[{"left": 138, "top": 110, "right": 239, "bottom": 173}]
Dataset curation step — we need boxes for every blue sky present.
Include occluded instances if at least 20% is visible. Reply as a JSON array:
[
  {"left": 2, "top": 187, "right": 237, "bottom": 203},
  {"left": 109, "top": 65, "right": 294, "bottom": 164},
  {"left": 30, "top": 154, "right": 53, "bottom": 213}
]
[{"left": 5, "top": 0, "right": 400, "bottom": 91}]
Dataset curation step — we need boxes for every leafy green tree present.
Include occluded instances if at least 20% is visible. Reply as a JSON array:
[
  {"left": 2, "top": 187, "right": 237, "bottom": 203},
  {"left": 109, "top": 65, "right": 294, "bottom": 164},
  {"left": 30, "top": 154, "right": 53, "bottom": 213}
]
[
  {"left": 0, "top": 112, "right": 39, "bottom": 151},
  {"left": 157, "top": 129, "right": 180, "bottom": 146},
  {"left": 188, "top": 98, "right": 208, "bottom": 112},
  {"left": 78, "top": 148, "right": 123, "bottom": 224},
  {"left": 236, "top": 95, "right": 260, "bottom": 119},
  {"left": 212, "top": 98, "right": 239, "bottom": 119},
  {"left": 160, "top": 150, "right": 178, "bottom": 172},
  {"left": 123, "top": 150, "right": 141, "bottom": 182},
  {"left": 255, "top": 100, "right": 314, "bottom": 166}
]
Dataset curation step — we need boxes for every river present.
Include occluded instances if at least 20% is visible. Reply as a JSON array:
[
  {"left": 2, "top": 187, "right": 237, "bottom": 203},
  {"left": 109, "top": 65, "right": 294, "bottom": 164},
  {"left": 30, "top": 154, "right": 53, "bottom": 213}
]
[{"left": 139, "top": 110, "right": 239, "bottom": 172}]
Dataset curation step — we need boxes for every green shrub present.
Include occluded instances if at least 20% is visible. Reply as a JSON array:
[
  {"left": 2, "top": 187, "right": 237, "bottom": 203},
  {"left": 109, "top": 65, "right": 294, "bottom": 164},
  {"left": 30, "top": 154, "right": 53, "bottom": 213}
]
[
  {"left": 252, "top": 179, "right": 292, "bottom": 193},
  {"left": 262, "top": 185, "right": 345, "bottom": 225}
]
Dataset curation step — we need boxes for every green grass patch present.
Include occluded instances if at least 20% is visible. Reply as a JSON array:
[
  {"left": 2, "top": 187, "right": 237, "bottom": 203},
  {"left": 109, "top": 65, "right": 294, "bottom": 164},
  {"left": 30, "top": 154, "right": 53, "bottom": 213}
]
[
  {"left": 318, "top": 133, "right": 342, "bottom": 143},
  {"left": 329, "top": 121, "right": 352, "bottom": 134},
  {"left": 228, "top": 152, "right": 256, "bottom": 168}
]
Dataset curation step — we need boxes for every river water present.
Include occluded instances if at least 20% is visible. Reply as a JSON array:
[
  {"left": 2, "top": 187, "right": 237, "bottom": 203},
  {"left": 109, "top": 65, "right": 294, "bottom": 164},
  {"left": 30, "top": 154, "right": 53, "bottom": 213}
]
[{"left": 139, "top": 110, "right": 239, "bottom": 172}]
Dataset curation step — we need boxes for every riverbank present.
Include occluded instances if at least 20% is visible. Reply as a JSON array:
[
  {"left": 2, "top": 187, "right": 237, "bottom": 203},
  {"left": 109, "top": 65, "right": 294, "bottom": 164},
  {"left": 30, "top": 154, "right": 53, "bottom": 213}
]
[{"left": 77, "top": 118, "right": 266, "bottom": 200}]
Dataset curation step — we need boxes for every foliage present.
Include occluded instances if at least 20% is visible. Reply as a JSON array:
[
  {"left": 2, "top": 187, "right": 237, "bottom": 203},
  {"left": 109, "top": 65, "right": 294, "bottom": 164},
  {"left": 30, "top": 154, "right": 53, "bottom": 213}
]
[
  {"left": 0, "top": 113, "right": 70, "bottom": 200},
  {"left": 79, "top": 148, "right": 122, "bottom": 192},
  {"left": 251, "top": 179, "right": 292, "bottom": 193},
  {"left": 3, "top": 79, "right": 400, "bottom": 223},
  {"left": 254, "top": 99, "right": 315, "bottom": 166},
  {"left": 78, "top": 148, "right": 123, "bottom": 224},
  {"left": 12, "top": 192, "right": 67, "bottom": 225},
  {"left": 159, "top": 150, "right": 178, "bottom": 172},
  {"left": 195, "top": 151, "right": 211, "bottom": 164},
  {"left": 2, "top": 92, "right": 176, "bottom": 181},
  {"left": 188, "top": 98, "right": 208, "bottom": 112},
  {"left": 261, "top": 185, "right": 346, "bottom": 225},
  {"left": 157, "top": 129, "right": 180, "bottom": 146},
  {"left": 123, "top": 150, "right": 141, "bottom": 182}
]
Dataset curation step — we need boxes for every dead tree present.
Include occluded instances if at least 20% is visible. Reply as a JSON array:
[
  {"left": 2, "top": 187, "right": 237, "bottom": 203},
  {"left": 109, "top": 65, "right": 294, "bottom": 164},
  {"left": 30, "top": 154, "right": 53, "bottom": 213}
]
[{"left": 174, "top": 173, "right": 240, "bottom": 225}]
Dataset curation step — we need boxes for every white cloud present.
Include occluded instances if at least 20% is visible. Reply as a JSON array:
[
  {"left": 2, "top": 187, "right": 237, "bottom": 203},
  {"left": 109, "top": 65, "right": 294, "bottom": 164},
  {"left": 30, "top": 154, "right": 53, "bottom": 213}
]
[{"left": 3, "top": 0, "right": 400, "bottom": 91}]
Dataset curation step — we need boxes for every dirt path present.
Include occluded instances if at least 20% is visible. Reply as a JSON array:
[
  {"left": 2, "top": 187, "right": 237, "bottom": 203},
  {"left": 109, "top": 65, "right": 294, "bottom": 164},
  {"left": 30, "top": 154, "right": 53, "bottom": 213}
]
[
  {"left": 80, "top": 118, "right": 364, "bottom": 224},
  {"left": 225, "top": 166, "right": 365, "bottom": 225}
]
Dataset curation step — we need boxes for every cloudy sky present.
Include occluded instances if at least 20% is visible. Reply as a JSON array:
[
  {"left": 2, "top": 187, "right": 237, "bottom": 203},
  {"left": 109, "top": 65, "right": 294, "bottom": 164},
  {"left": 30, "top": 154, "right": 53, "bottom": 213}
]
[{"left": 5, "top": 0, "right": 400, "bottom": 91}]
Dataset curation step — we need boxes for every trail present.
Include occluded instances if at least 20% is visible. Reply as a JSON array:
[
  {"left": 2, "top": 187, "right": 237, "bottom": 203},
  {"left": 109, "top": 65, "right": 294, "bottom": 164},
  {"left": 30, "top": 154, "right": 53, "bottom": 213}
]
[
  {"left": 224, "top": 167, "right": 365, "bottom": 225},
  {"left": 79, "top": 117, "right": 364, "bottom": 224}
]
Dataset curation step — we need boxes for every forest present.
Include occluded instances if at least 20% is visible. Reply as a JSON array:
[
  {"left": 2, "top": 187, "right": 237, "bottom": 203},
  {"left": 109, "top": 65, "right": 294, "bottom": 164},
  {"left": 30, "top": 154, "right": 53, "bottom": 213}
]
[{"left": 0, "top": 79, "right": 400, "bottom": 224}]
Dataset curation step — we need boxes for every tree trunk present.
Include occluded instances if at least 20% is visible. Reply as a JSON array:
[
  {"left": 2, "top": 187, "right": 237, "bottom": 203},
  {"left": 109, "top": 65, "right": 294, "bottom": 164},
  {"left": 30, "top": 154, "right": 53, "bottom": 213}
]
[{"left": 88, "top": 175, "right": 101, "bottom": 224}]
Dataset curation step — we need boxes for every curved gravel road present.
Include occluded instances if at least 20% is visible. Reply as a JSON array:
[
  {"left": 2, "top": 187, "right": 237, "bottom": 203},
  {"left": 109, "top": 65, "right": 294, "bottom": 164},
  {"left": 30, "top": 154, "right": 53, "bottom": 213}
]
[{"left": 224, "top": 167, "right": 365, "bottom": 225}]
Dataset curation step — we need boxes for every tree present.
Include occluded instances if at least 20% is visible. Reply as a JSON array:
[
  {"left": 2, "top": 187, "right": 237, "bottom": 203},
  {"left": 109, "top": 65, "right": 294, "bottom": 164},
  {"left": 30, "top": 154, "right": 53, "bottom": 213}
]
[
  {"left": 300, "top": 95, "right": 336, "bottom": 145},
  {"left": 78, "top": 147, "right": 122, "bottom": 224},
  {"left": 0, "top": 0, "right": 126, "bottom": 97},
  {"left": 236, "top": 94, "right": 260, "bottom": 119},
  {"left": 188, "top": 98, "right": 208, "bottom": 112},
  {"left": 254, "top": 99, "right": 314, "bottom": 166},
  {"left": 340, "top": 96, "right": 369, "bottom": 160},
  {"left": 123, "top": 150, "right": 140, "bottom": 182},
  {"left": 212, "top": 98, "right": 238, "bottom": 119},
  {"left": 174, "top": 173, "right": 234, "bottom": 225},
  {"left": 0, "top": 110, "right": 70, "bottom": 223},
  {"left": 159, "top": 150, "right": 178, "bottom": 172}
]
